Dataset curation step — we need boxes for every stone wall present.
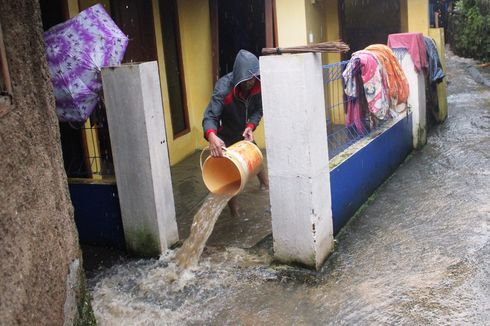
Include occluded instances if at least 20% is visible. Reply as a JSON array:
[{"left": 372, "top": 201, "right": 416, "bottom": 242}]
[{"left": 0, "top": 1, "right": 87, "bottom": 324}]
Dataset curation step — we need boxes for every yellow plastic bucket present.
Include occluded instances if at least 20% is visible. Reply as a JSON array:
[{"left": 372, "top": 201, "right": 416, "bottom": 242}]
[{"left": 200, "top": 140, "right": 263, "bottom": 196}]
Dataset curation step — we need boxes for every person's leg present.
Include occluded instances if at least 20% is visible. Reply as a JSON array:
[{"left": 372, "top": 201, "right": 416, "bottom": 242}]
[
  {"left": 257, "top": 167, "right": 269, "bottom": 190},
  {"left": 228, "top": 196, "right": 240, "bottom": 217}
]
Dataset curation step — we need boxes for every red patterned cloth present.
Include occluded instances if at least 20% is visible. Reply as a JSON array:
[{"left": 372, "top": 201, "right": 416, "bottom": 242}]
[{"left": 387, "top": 32, "right": 428, "bottom": 73}]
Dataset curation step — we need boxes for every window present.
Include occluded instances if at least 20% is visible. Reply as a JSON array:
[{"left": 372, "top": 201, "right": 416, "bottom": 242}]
[
  {"left": 159, "top": 0, "right": 190, "bottom": 137},
  {"left": 42, "top": 0, "right": 110, "bottom": 179}
]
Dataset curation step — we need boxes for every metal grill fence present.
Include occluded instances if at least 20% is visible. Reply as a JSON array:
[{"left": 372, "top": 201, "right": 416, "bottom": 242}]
[
  {"left": 324, "top": 60, "right": 374, "bottom": 159},
  {"left": 61, "top": 101, "right": 115, "bottom": 179}
]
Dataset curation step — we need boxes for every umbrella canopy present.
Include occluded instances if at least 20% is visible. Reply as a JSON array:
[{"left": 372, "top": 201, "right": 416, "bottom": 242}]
[{"left": 44, "top": 4, "right": 128, "bottom": 122}]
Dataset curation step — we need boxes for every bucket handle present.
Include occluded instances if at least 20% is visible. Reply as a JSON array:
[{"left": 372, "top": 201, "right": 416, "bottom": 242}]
[
  {"left": 199, "top": 148, "right": 209, "bottom": 172},
  {"left": 200, "top": 146, "right": 227, "bottom": 172}
]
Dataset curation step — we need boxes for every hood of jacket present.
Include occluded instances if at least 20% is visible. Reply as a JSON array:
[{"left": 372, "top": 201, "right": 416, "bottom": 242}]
[{"left": 231, "top": 49, "right": 260, "bottom": 87}]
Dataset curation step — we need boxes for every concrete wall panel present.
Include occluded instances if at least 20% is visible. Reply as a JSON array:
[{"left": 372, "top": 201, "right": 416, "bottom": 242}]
[
  {"left": 260, "top": 53, "right": 333, "bottom": 269},
  {"left": 0, "top": 1, "right": 86, "bottom": 323},
  {"left": 330, "top": 115, "right": 413, "bottom": 233},
  {"left": 102, "top": 62, "right": 179, "bottom": 256}
]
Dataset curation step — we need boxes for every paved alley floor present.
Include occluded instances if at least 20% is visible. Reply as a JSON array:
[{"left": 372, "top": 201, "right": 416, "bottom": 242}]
[
  {"left": 89, "top": 50, "right": 489, "bottom": 325},
  {"left": 171, "top": 151, "right": 272, "bottom": 248}
]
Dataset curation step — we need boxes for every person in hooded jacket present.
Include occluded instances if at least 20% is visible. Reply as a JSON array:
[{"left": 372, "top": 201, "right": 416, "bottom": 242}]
[{"left": 202, "top": 49, "right": 268, "bottom": 217}]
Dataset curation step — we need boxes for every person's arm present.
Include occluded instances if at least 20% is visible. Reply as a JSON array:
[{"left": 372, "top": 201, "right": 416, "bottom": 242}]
[
  {"left": 242, "top": 94, "right": 263, "bottom": 141},
  {"left": 203, "top": 78, "right": 229, "bottom": 156},
  {"left": 242, "top": 126, "right": 254, "bottom": 141},
  {"left": 207, "top": 132, "right": 225, "bottom": 156}
]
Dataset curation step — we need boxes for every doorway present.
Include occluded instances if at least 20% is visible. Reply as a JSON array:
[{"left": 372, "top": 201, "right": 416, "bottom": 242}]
[
  {"left": 210, "top": 0, "right": 275, "bottom": 81},
  {"left": 340, "top": 0, "right": 401, "bottom": 57}
]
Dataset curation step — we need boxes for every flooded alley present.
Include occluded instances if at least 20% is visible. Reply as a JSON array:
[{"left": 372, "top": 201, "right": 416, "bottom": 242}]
[{"left": 89, "top": 50, "right": 489, "bottom": 325}]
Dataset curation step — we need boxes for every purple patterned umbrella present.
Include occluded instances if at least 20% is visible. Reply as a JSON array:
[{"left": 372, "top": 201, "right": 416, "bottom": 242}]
[{"left": 44, "top": 4, "right": 128, "bottom": 122}]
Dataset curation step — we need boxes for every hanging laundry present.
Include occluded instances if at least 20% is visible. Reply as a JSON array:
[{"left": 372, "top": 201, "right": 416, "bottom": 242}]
[
  {"left": 354, "top": 51, "right": 389, "bottom": 120},
  {"left": 387, "top": 33, "right": 428, "bottom": 73},
  {"left": 365, "top": 44, "right": 410, "bottom": 108},
  {"left": 424, "top": 36, "right": 445, "bottom": 124},
  {"left": 423, "top": 36, "right": 445, "bottom": 84},
  {"left": 343, "top": 49, "right": 392, "bottom": 133},
  {"left": 343, "top": 58, "right": 366, "bottom": 134}
]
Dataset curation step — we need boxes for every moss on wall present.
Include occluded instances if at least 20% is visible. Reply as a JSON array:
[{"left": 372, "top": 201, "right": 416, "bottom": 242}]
[{"left": 125, "top": 229, "right": 162, "bottom": 257}]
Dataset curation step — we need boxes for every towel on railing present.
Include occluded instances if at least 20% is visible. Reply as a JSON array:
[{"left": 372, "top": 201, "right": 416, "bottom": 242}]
[
  {"left": 387, "top": 32, "right": 428, "bottom": 73},
  {"left": 343, "top": 50, "right": 391, "bottom": 133},
  {"left": 354, "top": 51, "right": 390, "bottom": 120},
  {"left": 343, "top": 58, "right": 366, "bottom": 133},
  {"left": 365, "top": 44, "right": 410, "bottom": 107}
]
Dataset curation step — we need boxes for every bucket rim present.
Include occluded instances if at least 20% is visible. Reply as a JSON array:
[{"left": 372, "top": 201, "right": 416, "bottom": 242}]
[{"left": 202, "top": 155, "right": 246, "bottom": 196}]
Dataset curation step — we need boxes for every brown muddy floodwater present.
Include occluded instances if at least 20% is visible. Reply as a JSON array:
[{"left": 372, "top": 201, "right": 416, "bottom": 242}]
[
  {"left": 176, "top": 193, "right": 232, "bottom": 269},
  {"left": 89, "top": 50, "right": 489, "bottom": 325}
]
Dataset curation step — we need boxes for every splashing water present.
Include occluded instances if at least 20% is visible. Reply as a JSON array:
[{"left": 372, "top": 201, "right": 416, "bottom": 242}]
[
  {"left": 175, "top": 193, "right": 232, "bottom": 269},
  {"left": 90, "top": 247, "right": 274, "bottom": 325}
]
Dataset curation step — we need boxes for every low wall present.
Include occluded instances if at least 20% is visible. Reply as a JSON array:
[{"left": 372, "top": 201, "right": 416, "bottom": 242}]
[
  {"left": 330, "top": 114, "right": 413, "bottom": 234},
  {"left": 69, "top": 181, "right": 125, "bottom": 249}
]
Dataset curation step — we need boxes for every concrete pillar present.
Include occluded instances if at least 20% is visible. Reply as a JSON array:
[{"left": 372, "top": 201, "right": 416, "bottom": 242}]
[
  {"left": 101, "top": 61, "right": 179, "bottom": 256},
  {"left": 400, "top": 0, "right": 429, "bottom": 35},
  {"left": 399, "top": 52, "right": 427, "bottom": 148},
  {"left": 260, "top": 53, "right": 334, "bottom": 270},
  {"left": 429, "top": 28, "right": 448, "bottom": 122}
]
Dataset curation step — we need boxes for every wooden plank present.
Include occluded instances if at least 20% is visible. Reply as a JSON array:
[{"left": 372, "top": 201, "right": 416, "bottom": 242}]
[
  {"left": 209, "top": 0, "right": 219, "bottom": 83},
  {"left": 0, "top": 22, "right": 13, "bottom": 96},
  {"left": 265, "top": 0, "right": 274, "bottom": 48}
]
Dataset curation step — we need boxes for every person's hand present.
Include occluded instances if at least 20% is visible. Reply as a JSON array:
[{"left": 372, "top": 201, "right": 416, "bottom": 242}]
[
  {"left": 208, "top": 133, "right": 225, "bottom": 157},
  {"left": 242, "top": 127, "right": 254, "bottom": 142}
]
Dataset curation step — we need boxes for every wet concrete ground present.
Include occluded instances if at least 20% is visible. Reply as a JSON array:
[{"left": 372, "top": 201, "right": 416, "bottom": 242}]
[
  {"left": 89, "top": 50, "right": 489, "bottom": 325},
  {"left": 171, "top": 151, "right": 272, "bottom": 248}
]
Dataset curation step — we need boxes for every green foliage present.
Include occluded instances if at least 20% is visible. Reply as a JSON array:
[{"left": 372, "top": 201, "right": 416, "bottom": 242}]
[{"left": 449, "top": 0, "right": 490, "bottom": 61}]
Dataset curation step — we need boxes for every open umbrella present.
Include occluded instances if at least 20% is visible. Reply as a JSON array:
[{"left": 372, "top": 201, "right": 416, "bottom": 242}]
[{"left": 44, "top": 4, "right": 128, "bottom": 122}]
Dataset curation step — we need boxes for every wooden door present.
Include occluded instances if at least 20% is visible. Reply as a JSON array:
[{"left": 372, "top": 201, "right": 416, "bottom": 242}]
[{"left": 210, "top": 0, "right": 276, "bottom": 82}]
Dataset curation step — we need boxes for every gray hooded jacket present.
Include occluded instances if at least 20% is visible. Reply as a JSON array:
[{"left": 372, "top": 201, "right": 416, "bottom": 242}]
[{"left": 202, "top": 50, "right": 262, "bottom": 147}]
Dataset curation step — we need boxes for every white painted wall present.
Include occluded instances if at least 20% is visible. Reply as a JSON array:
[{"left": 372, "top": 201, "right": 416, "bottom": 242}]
[
  {"left": 101, "top": 62, "right": 179, "bottom": 256},
  {"left": 260, "top": 53, "right": 334, "bottom": 270},
  {"left": 399, "top": 52, "right": 427, "bottom": 148}
]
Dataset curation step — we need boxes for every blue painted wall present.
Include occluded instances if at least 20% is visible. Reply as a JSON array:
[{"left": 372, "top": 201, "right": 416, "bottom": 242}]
[
  {"left": 69, "top": 182, "right": 125, "bottom": 249},
  {"left": 330, "top": 114, "right": 413, "bottom": 234}
]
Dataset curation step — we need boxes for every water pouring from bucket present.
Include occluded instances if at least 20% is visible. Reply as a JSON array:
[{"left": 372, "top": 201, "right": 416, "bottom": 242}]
[
  {"left": 175, "top": 141, "right": 263, "bottom": 269},
  {"left": 200, "top": 140, "right": 263, "bottom": 196}
]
